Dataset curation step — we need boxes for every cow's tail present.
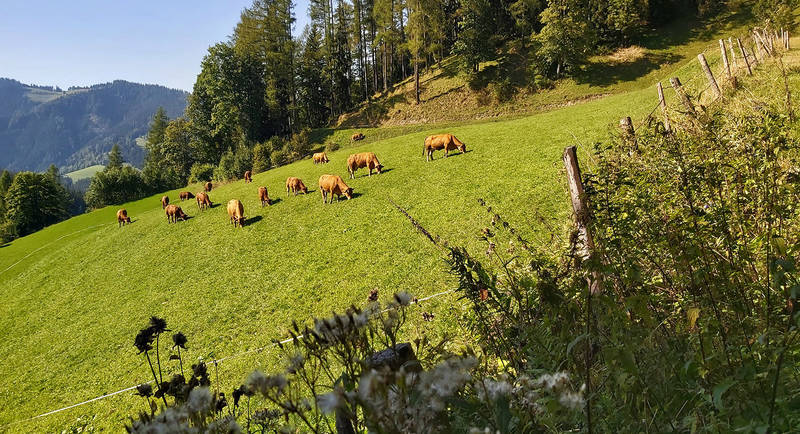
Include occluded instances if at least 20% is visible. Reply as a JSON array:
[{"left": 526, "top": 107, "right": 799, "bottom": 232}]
[{"left": 422, "top": 140, "right": 426, "bottom": 157}]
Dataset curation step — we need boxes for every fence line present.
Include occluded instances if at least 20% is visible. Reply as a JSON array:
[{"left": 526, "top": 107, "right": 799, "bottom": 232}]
[{"left": 0, "top": 289, "right": 457, "bottom": 428}]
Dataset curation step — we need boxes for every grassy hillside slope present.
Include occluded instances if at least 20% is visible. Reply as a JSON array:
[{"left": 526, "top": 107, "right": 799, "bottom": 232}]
[{"left": 0, "top": 24, "right": 767, "bottom": 433}]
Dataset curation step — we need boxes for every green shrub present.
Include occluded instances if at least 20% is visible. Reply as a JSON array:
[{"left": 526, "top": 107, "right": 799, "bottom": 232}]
[
  {"left": 286, "top": 128, "right": 312, "bottom": 160},
  {"left": 0, "top": 220, "right": 17, "bottom": 244},
  {"left": 214, "top": 146, "right": 253, "bottom": 181},
  {"left": 252, "top": 142, "right": 273, "bottom": 174},
  {"left": 188, "top": 163, "right": 215, "bottom": 184},
  {"left": 325, "top": 141, "right": 340, "bottom": 152},
  {"left": 270, "top": 148, "right": 289, "bottom": 168}
]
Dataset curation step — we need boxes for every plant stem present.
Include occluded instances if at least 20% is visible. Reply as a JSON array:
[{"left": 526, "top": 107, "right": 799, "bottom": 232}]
[
  {"left": 155, "top": 334, "right": 163, "bottom": 383},
  {"left": 145, "top": 351, "right": 168, "bottom": 406},
  {"left": 177, "top": 346, "right": 184, "bottom": 377}
]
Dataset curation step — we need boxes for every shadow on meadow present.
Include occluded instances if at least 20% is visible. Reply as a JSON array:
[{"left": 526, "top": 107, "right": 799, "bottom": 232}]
[{"left": 244, "top": 215, "right": 263, "bottom": 227}]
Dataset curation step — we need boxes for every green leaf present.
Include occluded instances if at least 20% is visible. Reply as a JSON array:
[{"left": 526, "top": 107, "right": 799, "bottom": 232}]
[
  {"left": 712, "top": 379, "right": 735, "bottom": 410},
  {"left": 566, "top": 333, "right": 589, "bottom": 356}
]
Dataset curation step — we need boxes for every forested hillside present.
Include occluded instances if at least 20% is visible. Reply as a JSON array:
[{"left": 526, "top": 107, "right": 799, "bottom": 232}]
[{"left": 0, "top": 78, "right": 187, "bottom": 172}]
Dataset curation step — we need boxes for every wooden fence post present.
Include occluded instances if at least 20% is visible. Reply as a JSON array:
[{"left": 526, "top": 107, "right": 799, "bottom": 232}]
[
  {"left": 563, "top": 146, "right": 601, "bottom": 295},
  {"left": 698, "top": 53, "right": 722, "bottom": 99},
  {"left": 719, "top": 39, "right": 736, "bottom": 88},
  {"left": 787, "top": 31, "right": 791, "bottom": 50},
  {"left": 619, "top": 116, "right": 637, "bottom": 151},
  {"left": 728, "top": 37, "right": 737, "bottom": 69},
  {"left": 657, "top": 82, "right": 670, "bottom": 132},
  {"left": 737, "top": 38, "right": 753, "bottom": 75},
  {"left": 670, "top": 77, "right": 697, "bottom": 117}
]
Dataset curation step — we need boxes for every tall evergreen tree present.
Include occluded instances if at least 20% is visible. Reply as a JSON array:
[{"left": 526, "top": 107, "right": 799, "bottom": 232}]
[
  {"left": 107, "top": 144, "right": 124, "bottom": 170},
  {"left": 297, "top": 25, "right": 330, "bottom": 127},
  {"left": 5, "top": 172, "right": 69, "bottom": 236}
]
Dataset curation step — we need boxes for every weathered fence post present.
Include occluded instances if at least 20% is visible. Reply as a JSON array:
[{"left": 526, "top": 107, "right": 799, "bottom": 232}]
[
  {"left": 786, "top": 31, "right": 791, "bottom": 50},
  {"left": 719, "top": 39, "right": 736, "bottom": 88},
  {"left": 619, "top": 116, "right": 637, "bottom": 151},
  {"left": 657, "top": 82, "right": 670, "bottom": 132},
  {"left": 697, "top": 53, "right": 722, "bottom": 99},
  {"left": 737, "top": 38, "right": 753, "bottom": 75},
  {"left": 728, "top": 37, "right": 737, "bottom": 69},
  {"left": 563, "top": 146, "right": 601, "bottom": 295},
  {"left": 670, "top": 77, "right": 697, "bottom": 117}
]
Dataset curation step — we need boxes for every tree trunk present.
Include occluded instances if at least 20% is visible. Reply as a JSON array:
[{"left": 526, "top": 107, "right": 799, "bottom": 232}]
[{"left": 414, "top": 56, "right": 420, "bottom": 104}]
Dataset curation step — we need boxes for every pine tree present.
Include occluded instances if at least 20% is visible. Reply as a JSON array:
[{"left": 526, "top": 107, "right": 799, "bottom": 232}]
[
  {"left": 407, "top": 0, "right": 425, "bottom": 103},
  {"left": 107, "top": 144, "right": 124, "bottom": 170},
  {"left": 297, "top": 25, "right": 330, "bottom": 127}
]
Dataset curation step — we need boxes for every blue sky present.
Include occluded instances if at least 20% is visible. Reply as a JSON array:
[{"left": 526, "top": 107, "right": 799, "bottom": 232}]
[{"left": 0, "top": 1, "right": 311, "bottom": 92}]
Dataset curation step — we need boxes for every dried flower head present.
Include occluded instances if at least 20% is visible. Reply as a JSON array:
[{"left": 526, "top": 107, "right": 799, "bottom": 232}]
[
  {"left": 171, "top": 332, "right": 188, "bottom": 349},
  {"left": 422, "top": 312, "right": 435, "bottom": 322},
  {"left": 368, "top": 289, "right": 379, "bottom": 302},
  {"left": 148, "top": 316, "right": 169, "bottom": 335},
  {"left": 135, "top": 383, "right": 153, "bottom": 397},
  {"left": 134, "top": 327, "right": 155, "bottom": 354}
]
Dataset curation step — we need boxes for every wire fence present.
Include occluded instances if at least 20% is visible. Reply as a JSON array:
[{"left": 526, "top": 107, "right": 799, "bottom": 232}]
[{"left": 1, "top": 26, "right": 790, "bottom": 432}]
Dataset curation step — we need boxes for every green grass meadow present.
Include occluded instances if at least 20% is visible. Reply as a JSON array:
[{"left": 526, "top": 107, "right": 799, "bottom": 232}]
[{"left": 0, "top": 26, "right": 761, "bottom": 432}]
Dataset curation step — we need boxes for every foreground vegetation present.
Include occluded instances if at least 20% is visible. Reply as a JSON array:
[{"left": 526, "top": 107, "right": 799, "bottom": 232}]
[{"left": 124, "top": 39, "right": 800, "bottom": 433}]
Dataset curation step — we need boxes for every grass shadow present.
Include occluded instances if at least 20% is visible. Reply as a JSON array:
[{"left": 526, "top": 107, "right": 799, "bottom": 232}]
[
  {"left": 265, "top": 197, "right": 282, "bottom": 206},
  {"left": 575, "top": 52, "right": 682, "bottom": 87},
  {"left": 244, "top": 215, "right": 263, "bottom": 227}
]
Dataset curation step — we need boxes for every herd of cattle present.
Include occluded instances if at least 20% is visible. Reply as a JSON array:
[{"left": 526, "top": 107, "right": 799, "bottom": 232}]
[{"left": 116, "top": 133, "right": 467, "bottom": 228}]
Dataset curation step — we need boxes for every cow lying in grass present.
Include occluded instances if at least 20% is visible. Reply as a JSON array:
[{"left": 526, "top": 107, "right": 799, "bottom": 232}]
[
  {"left": 347, "top": 152, "right": 383, "bottom": 179},
  {"left": 179, "top": 192, "right": 194, "bottom": 201},
  {"left": 423, "top": 133, "right": 466, "bottom": 161},
  {"left": 351, "top": 132, "right": 365, "bottom": 141},
  {"left": 319, "top": 174, "right": 353, "bottom": 204}
]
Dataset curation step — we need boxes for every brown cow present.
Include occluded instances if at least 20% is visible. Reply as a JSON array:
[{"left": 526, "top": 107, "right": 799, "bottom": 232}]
[
  {"left": 165, "top": 204, "right": 188, "bottom": 223},
  {"left": 227, "top": 199, "right": 245, "bottom": 228},
  {"left": 244, "top": 171, "right": 252, "bottom": 183},
  {"left": 286, "top": 177, "right": 308, "bottom": 196},
  {"left": 319, "top": 174, "right": 353, "bottom": 204},
  {"left": 204, "top": 181, "right": 213, "bottom": 192},
  {"left": 347, "top": 152, "right": 383, "bottom": 179},
  {"left": 116, "top": 209, "right": 131, "bottom": 227},
  {"left": 423, "top": 133, "right": 467, "bottom": 161},
  {"left": 258, "top": 186, "right": 271, "bottom": 207},
  {"left": 179, "top": 191, "right": 195, "bottom": 201},
  {"left": 196, "top": 192, "right": 212, "bottom": 211},
  {"left": 161, "top": 195, "right": 170, "bottom": 209},
  {"left": 312, "top": 152, "right": 329, "bottom": 165},
  {"left": 351, "top": 132, "right": 365, "bottom": 141}
]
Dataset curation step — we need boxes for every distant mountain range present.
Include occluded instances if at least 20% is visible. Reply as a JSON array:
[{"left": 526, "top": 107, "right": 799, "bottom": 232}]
[{"left": 0, "top": 78, "right": 188, "bottom": 173}]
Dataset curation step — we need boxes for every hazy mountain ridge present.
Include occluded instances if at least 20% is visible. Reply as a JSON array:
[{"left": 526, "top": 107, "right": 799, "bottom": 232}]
[{"left": 0, "top": 78, "right": 188, "bottom": 172}]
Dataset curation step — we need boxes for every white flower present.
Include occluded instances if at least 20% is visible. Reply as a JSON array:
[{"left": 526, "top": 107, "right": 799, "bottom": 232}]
[
  {"left": 317, "top": 391, "right": 342, "bottom": 414},
  {"left": 187, "top": 387, "right": 212, "bottom": 413},
  {"left": 535, "top": 372, "right": 569, "bottom": 391},
  {"left": 558, "top": 390, "right": 585, "bottom": 410}
]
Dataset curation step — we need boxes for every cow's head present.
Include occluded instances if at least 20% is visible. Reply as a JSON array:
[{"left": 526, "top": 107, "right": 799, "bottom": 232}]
[
  {"left": 302, "top": 186, "right": 309, "bottom": 194},
  {"left": 344, "top": 188, "right": 353, "bottom": 200},
  {"left": 458, "top": 143, "right": 467, "bottom": 153},
  {"left": 376, "top": 164, "right": 384, "bottom": 173},
  {"left": 126, "top": 217, "right": 132, "bottom": 223}
]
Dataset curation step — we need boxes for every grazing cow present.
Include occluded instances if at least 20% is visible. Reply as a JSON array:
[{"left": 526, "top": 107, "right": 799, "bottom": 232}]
[
  {"left": 351, "top": 132, "right": 365, "bottom": 141},
  {"left": 161, "top": 195, "right": 170, "bottom": 209},
  {"left": 286, "top": 177, "right": 308, "bottom": 196},
  {"left": 179, "top": 191, "right": 195, "bottom": 201},
  {"left": 227, "top": 199, "right": 245, "bottom": 228},
  {"left": 204, "top": 181, "right": 213, "bottom": 192},
  {"left": 318, "top": 174, "right": 353, "bottom": 204},
  {"left": 423, "top": 133, "right": 467, "bottom": 161},
  {"left": 196, "top": 192, "right": 212, "bottom": 211},
  {"left": 116, "top": 209, "right": 131, "bottom": 227},
  {"left": 347, "top": 152, "right": 383, "bottom": 179},
  {"left": 312, "top": 152, "right": 329, "bottom": 164},
  {"left": 244, "top": 171, "right": 252, "bottom": 183},
  {"left": 165, "top": 204, "right": 188, "bottom": 223},
  {"left": 258, "top": 186, "right": 271, "bottom": 207}
]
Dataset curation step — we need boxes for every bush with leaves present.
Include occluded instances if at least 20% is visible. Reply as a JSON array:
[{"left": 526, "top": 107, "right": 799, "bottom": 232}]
[{"left": 188, "top": 163, "right": 215, "bottom": 184}]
